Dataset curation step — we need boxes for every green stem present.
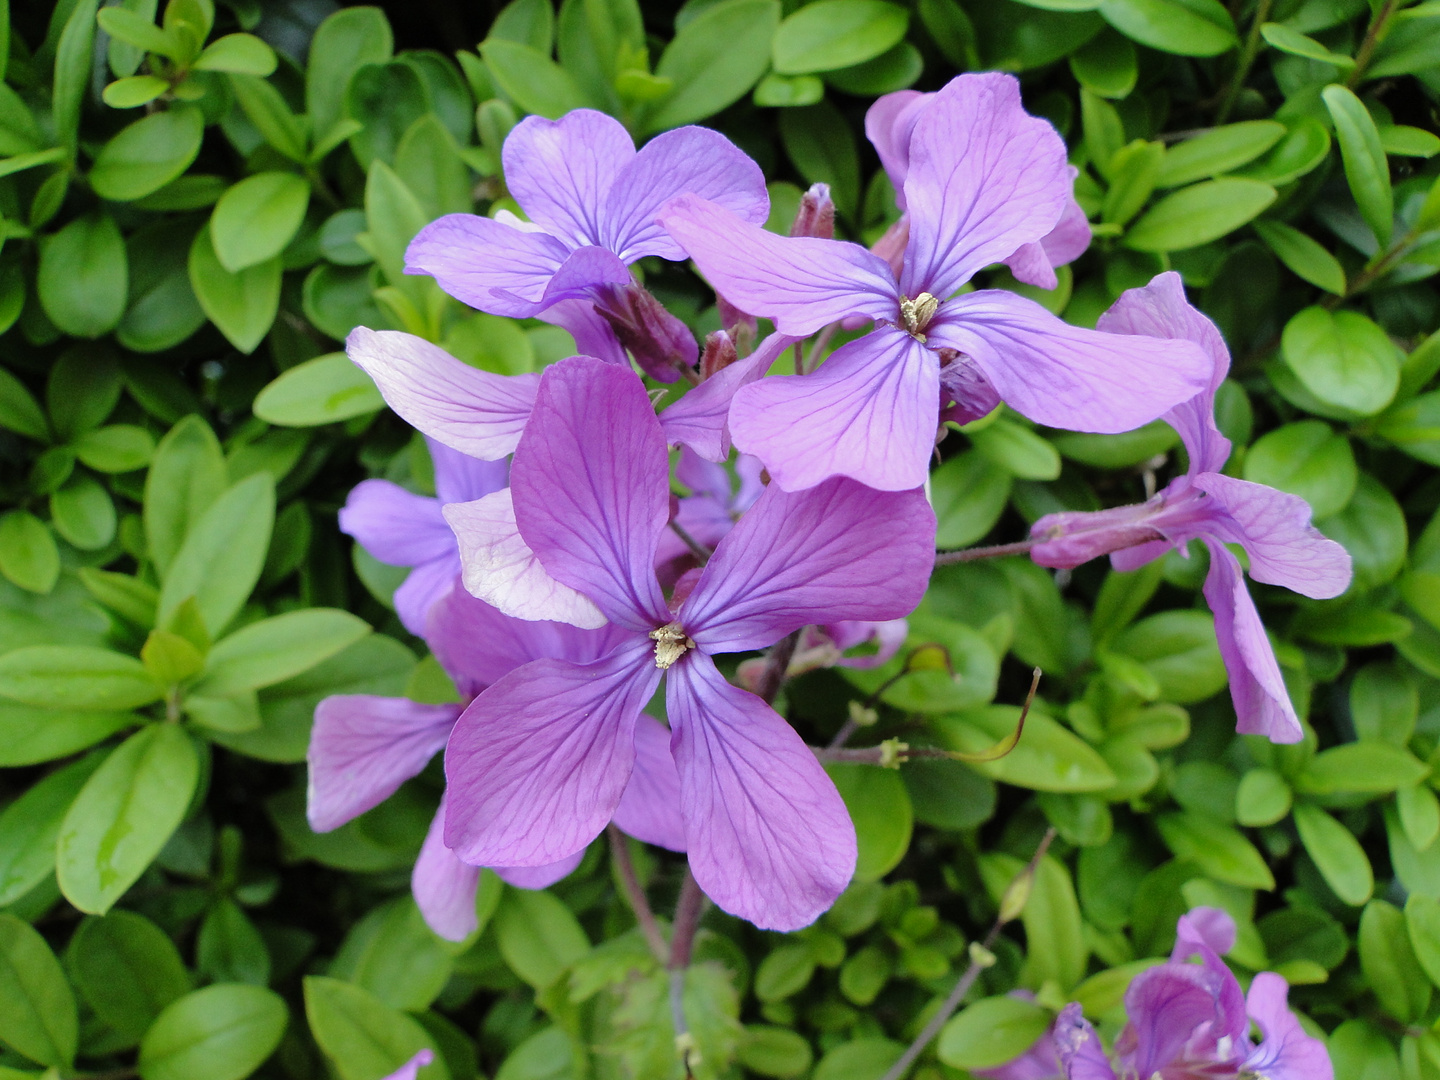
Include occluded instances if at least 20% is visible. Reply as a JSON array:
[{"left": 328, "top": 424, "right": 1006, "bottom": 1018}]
[
  {"left": 1347, "top": 0, "right": 1399, "bottom": 88},
  {"left": 1216, "top": 0, "right": 1275, "bottom": 124}
]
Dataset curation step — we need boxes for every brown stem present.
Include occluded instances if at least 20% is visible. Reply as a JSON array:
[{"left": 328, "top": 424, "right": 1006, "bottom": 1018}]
[
  {"left": 813, "top": 744, "right": 955, "bottom": 763},
  {"left": 752, "top": 630, "right": 801, "bottom": 705},
  {"left": 669, "top": 867, "right": 707, "bottom": 1077},
  {"left": 1216, "top": 0, "right": 1274, "bottom": 123},
  {"left": 608, "top": 825, "right": 670, "bottom": 965},
  {"left": 934, "top": 539, "right": 1037, "bottom": 566},
  {"left": 668, "top": 520, "right": 712, "bottom": 563},
  {"left": 1348, "top": 0, "right": 1398, "bottom": 87}
]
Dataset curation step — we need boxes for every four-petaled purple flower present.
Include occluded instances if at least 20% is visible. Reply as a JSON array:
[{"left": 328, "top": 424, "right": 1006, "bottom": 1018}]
[
  {"left": 439, "top": 356, "right": 936, "bottom": 930},
  {"left": 658, "top": 73, "right": 1212, "bottom": 493},
  {"left": 1029, "top": 273, "right": 1352, "bottom": 743}
]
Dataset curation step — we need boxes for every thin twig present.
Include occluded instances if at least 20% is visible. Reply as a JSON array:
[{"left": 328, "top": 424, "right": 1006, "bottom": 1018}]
[
  {"left": 1348, "top": 0, "right": 1398, "bottom": 87},
  {"left": 608, "top": 825, "right": 669, "bottom": 965},
  {"left": 1216, "top": 0, "right": 1274, "bottom": 123},
  {"left": 752, "top": 630, "right": 801, "bottom": 705},
  {"left": 669, "top": 868, "right": 706, "bottom": 1078},
  {"left": 793, "top": 340, "right": 805, "bottom": 375},
  {"left": 668, "top": 520, "right": 712, "bottom": 563},
  {"left": 934, "top": 539, "right": 1037, "bottom": 566}
]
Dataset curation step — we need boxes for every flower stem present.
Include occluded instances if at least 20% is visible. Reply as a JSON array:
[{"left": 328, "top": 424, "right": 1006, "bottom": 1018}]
[
  {"left": 608, "top": 825, "right": 669, "bottom": 965},
  {"left": 752, "top": 629, "right": 801, "bottom": 705},
  {"left": 668, "top": 520, "right": 712, "bottom": 563},
  {"left": 669, "top": 867, "right": 706, "bottom": 1077},
  {"left": 934, "top": 538, "right": 1037, "bottom": 566},
  {"left": 1216, "top": 0, "right": 1274, "bottom": 124},
  {"left": 1348, "top": 0, "right": 1398, "bottom": 88}
]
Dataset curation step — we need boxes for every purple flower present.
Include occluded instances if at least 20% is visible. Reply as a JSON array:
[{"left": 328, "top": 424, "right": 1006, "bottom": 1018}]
[
  {"left": 338, "top": 438, "right": 508, "bottom": 636},
  {"left": 657, "top": 73, "right": 1211, "bottom": 492},
  {"left": 654, "top": 447, "right": 765, "bottom": 585},
  {"left": 440, "top": 356, "right": 936, "bottom": 930},
  {"left": 307, "top": 584, "right": 684, "bottom": 941},
  {"left": 1029, "top": 273, "right": 1352, "bottom": 743},
  {"left": 380, "top": 1050, "right": 433, "bottom": 1080}
]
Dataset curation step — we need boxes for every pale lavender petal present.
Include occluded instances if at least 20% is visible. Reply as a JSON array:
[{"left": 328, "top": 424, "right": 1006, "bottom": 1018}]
[
  {"left": 1244, "top": 973, "right": 1333, "bottom": 1080},
  {"left": 348, "top": 328, "right": 540, "bottom": 460},
  {"left": 901, "top": 73, "right": 1070, "bottom": 300},
  {"left": 414, "top": 799, "right": 480, "bottom": 941},
  {"left": 603, "top": 126, "right": 768, "bottom": 262},
  {"left": 511, "top": 358, "right": 670, "bottom": 629},
  {"left": 443, "top": 640, "right": 659, "bottom": 866},
  {"left": 729, "top": 328, "right": 938, "bottom": 492},
  {"left": 405, "top": 214, "right": 571, "bottom": 317},
  {"left": 307, "top": 696, "right": 460, "bottom": 832},
  {"left": 539, "top": 245, "right": 634, "bottom": 308},
  {"left": 1170, "top": 908, "right": 1249, "bottom": 1053},
  {"left": 666, "top": 651, "right": 855, "bottom": 931},
  {"left": 339, "top": 480, "right": 454, "bottom": 568},
  {"left": 1030, "top": 500, "right": 1167, "bottom": 570},
  {"left": 612, "top": 713, "right": 687, "bottom": 852},
  {"left": 865, "top": 90, "right": 926, "bottom": 208},
  {"left": 1123, "top": 962, "right": 1230, "bottom": 1077},
  {"left": 974, "top": 1030, "right": 1062, "bottom": 1080},
  {"left": 1174, "top": 906, "right": 1237, "bottom": 959},
  {"left": 1197, "top": 472, "right": 1352, "bottom": 599},
  {"left": 930, "top": 291, "right": 1211, "bottom": 435},
  {"left": 1054, "top": 1004, "right": 1116, "bottom": 1080},
  {"left": 442, "top": 490, "right": 607, "bottom": 629},
  {"left": 1202, "top": 540, "right": 1302, "bottom": 744},
  {"left": 392, "top": 556, "right": 459, "bottom": 638},
  {"left": 494, "top": 851, "right": 585, "bottom": 889},
  {"left": 676, "top": 447, "right": 733, "bottom": 503},
  {"left": 429, "top": 438, "right": 509, "bottom": 505},
  {"left": 503, "top": 109, "right": 635, "bottom": 248},
  {"left": 683, "top": 477, "right": 935, "bottom": 655},
  {"left": 1003, "top": 242, "right": 1058, "bottom": 291},
  {"left": 381, "top": 1050, "right": 434, "bottom": 1080},
  {"left": 1041, "top": 191, "right": 1093, "bottom": 267},
  {"left": 658, "top": 195, "right": 897, "bottom": 336},
  {"left": 658, "top": 330, "right": 795, "bottom": 462},
  {"left": 540, "top": 298, "right": 629, "bottom": 367}
]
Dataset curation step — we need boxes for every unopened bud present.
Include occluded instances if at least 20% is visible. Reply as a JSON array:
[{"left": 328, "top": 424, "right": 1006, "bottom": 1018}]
[
  {"left": 998, "top": 866, "right": 1036, "bottom": 924},
  {"left": 593, "top": 282, "right": 698, "bottom": 384},
  {"left": 968, "top": 942, "right": 997, "bottom": 968},
  {"left": 791, "top": 183, "right": 835, "bottom": 239},
  {"left": 847, "top": 700, "right": 879, "bottom": 728},
  {"left": 700, "top": 330, "right": 738, "bottom": 381}
]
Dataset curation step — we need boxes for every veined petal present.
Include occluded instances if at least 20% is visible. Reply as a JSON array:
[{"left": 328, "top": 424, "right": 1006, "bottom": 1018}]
[
  {"left": 339, "top": 480, "right": 454, "bottom": 568},
  {"left": 666, "top": 652, "right": 855, "bottom": 931},
  {"left": 1201, "top": 540, "right": 1302, "bottom": 744},
  {"left": 307, "top": 696, "right": 460, "bottom": 832},
  {"left": 930, "top": 291, "right": 1211, "bottom": 435},
  {"left": 502, "top": 109, "right": 635, "bottom": 248},
  {"left": 494, "top": 852, "right": 585, "bottom": 890},
  {"left": 1244, "top": 973, "right": 1333, "bottom": 1080},
  {"left": 1040, "top": 190, "right": 1093, "bottom": 268},
  {"left": 612, "top": 713, "right": 687, "bottom": 852},
  {"left": 404, "top": 213, "right": 571, "bottom": 317},
  {"left": 539, "top": 298, "right": 630, "bottom": 367},
  {"left": 1174, "top": 906, "right": 1238, "bottom": 959},
  {"left": 1123, "top": 962, "right": 1232, "bottom": 1077},
  {"left": 603, "top": 126, "right": 768, "bottom": 262},
  {"left": 1002, "top": 242, "right": 1057, "bottom": 291},
  {"left": 442, "top": 490, "right": 608, "bottom": 629},
  {"left": 658, "top": 194, "right": 897, "bottom": 336},
  {"left": 729, "top": 328, "right": 939, "bottom": 492},
  {"left": 683, "top": 477, "right": 934, "bottom": 654},
  {"left": 392, "top": 556, "right": 460, "bottom": 638},
  {"left": 444, "top": 641, "right": 659, "bottom": 866},
  {"left": 901, "top": 73, "right": 1070, "bottom": 300},
  {"left": 348, "top": 328, "right": 540, "bottom": 460},
  {"left": 414, "top": 799, "right": 480, "bottom": 942},
  {"left": 429, "top": 438, "right": 510, "bottom": 505},
  {"left": 511, "top": 357, "right": 671, "bottom": 629},
  {"left": 1197, "top": 472, "right": 1352, "bottom": 599},
  {"left": 865, "top": 90, "right": 926, "bottom": 208},
  {"left": 658, "top": 330, "right": 795, "bottom": 462}
]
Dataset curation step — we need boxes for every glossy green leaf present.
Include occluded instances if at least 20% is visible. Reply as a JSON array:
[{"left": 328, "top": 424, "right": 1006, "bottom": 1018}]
[
  {"left": 1360, "top": 900, "right": 1431, "bottom": 1023},
  {"left": 1281, "top": 306, "right": 1399, "bottom": 415},
  {"left": 935, "top": 706, "right": 1116, "bottom": 793},
  {"left": 193, "top": 33, "right": 276, "bottom": 74},
  {"left": 145, "top": 416, "right": 228, "bottom": 576},
  {"left": 1242, "top": 420, "right": 1356, "bottom": 519},
  {"left": 253, "top": 353, "right": 384, "bottom": 426},
  {"left": 1157, "top": 811, "right": 1275, "bottom": 889},
  {"left": 53, "top": 0, "right": 99, "bottom": 152},
  {"left": 139, "top": 984, "right": 287, "bottom": 1080},
  {"left": 1323, "top": 84, "right": 1393, "bottom": 246},
  {"left": 1294, "top": 802, "right": 1373, "bottom": 906},
  {"left": 1125, "top": 178, "right": 1276, "bottom": 251},
  {"left": 38, "top": 212, "right": 128, "bottom": 338},
  {"left": 932, "top": 450, "right": 1012, "bottom": 549},
  {"left": 0, "top": 645, "right": 161, "bottom": 709},
  {"left": 50, "top": 473, "right": 116, "bottom": 550},
  {"left": 646, "top": 0, "right": 781, "bottom": 132},
  {"left": 481, "top": 39, "right": 587, "bottom": 119},
  {"left": 494, "top": 888, "right": 590, "bottom": 990},
  {"left": 937, "top": 995, "right": 1052, "bottom": 1070},
  {"left": 210, "top": 172, "right": 311, "bottom": 273},
  {"left": 89, "top": 106, "right": 204, "bottom": 202},
  {"left": 307, "top": 6, "right": 394, "bottom": 149},
  {"left": 1098, "top": 0, "right": 1236, "bottom": 55},
  {"left": 304, "top": 976, "right": 448, "bottom": 1080},
  {"left": 0, "top": 512, "right": 59, "bottom": 594},
  {"left": 825, "top": 764, "right": 913, "bottom": 882},
  {"left": 194, "top": 609, "right": 370, "bottom": 696},
  {"left": 0, "top": 751, "right": 104, "bottom": 905},
  {"left": 772, "top": 0, "right": 910, "bottom": 74},
  {"left": 188, "top": 224, "right": 281, "bottom": 353},
  {"left": 70, "top": 910, "right": 192, "bottom": 1044},
  {"left": 1254, "top": 219, "right": 1346, "bottom": 295},
  {"left": 1157, "top": 121, "right": 1285, "bottom": 188}
]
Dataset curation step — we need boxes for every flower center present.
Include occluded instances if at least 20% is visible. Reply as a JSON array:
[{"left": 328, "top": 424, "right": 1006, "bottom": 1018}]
[
  {"left": 899, "top": 292, "right": 939, "bottom": 339},
  {"left": 649, "top": 621, "right": 695, "bottom": 669}
]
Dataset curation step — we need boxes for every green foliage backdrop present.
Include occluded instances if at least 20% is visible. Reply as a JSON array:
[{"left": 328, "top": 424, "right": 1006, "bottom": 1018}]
[{"left": 0, "top": 0, "right": 1438, "bottom": 1076}]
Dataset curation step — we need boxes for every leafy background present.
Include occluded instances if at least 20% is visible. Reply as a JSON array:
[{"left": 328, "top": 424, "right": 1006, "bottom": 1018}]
[{"left": 0, "top": 0, "right": 1438, "bottom": 1077}]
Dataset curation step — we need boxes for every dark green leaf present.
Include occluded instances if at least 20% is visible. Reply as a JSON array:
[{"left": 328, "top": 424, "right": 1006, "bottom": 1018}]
[
  {"left": 70, "top": 910, "right": 192, "bottom": 1044},
  {"left": 38, "top": 212, "right": 128, "bottom": 338},
  {"left": 1323, "top": 84, "right": 1393, "bottom": 247},
  {"left": 0, "top": 912, "right": 77, "bottom": 1068}
]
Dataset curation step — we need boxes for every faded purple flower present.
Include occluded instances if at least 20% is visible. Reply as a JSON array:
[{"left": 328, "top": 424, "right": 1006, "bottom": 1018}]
[
  {"left": 440, "top": 356, "right": 936, "bottom": 930},
  {"left": 1029, "top": 273, "right": 1352, "bottom": 743},
  {"left": 658, "top": 73, "right": 1211, "bottom": 492},
  {"left": 338, "top": 438, "right": 508, "bottom": 635}
]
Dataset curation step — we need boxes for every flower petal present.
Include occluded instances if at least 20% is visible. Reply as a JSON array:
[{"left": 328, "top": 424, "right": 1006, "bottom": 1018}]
[
  {"left": 1123, "top": 962, "right": 1230, "bottom": 1078},
  {"left": 1053, "top": 1003, "right": 1117, "bottom": 1080},
  {"left": 405, "top": 213, "right": 572, "bottom": 317},
  {"left": 658, "top": 194, "right": 897, "bottom": 336},
  {"left": 865, "top": 90, "right": 927, "bottom": 208},
  {"left": 414, "top": 799, "right": 480, "bottom": 942},
  {"left": 1244, "top": 973, "right": 1332, "bottom": 1080},
  {"left": 444, "top": 641, "right": 658, "bottom": 866},
  {"left": 393, "top": 556, "right": 460, "bottom": 638},
  {"left": 901, "top": 73, "right": 1070, "bottom": 300},
  {"left": 603, "top": 126, "right": 769, "bottom": 262},
  {"left": 1029, "top": 499, "right": 1168, "bottom": 570},
  {"left": 612, "top": 713, "right": 687, "bottom": 852},
  {"left": 502, "top": 109, "right": 635, "bottom": 248},
  {"left": 1201, "top": 540, "right": 1302, "bottom": 744},
  {"left": 658, "top": 330, "right": 796, "bottom": 462},
  {"left": 1174, "top": 906, "right": 1237, "bottom": 959},
  {"left": 729, "top": 327, "right": 939, "bottom": 492},
  {"left": 930, "top": 290, "right": 1211, "bottom": 435},
  {"left": 429, "top": 438, "right": 510, "bottom": 505},
  {"left": 348, "top": 328, "right": 540, "bottom": 460},
  {"left": 511, "top": 357, "right": 671, "bottom": 629},
  {"left": 1040, "top": 189, "right": 1093, "bottom": 267},
  {"left": 540, "top": 297, "right": 630, "bottom": 367},
  {"left": 339, "top": 480, "right": 454, "bottom": 568},
  {"left": 442, "top": 490, "right": 607, "bottom": 629},
  {"left": 380, "top": 1050, "right": 434, "bottom": 1080},
  {"left": 494, "top": 851, "right": 585, "bottom": 890},
  {"left": 307, "top": 696, "right": 460, "bottom": 832},
  {"left": 666, "top": 651, "right": 855, "bottom": 931}
]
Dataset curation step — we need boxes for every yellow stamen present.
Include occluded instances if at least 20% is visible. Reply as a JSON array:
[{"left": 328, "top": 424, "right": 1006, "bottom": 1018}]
[{"left": 649, "top": 622, "right": 695, "bottom": 669}]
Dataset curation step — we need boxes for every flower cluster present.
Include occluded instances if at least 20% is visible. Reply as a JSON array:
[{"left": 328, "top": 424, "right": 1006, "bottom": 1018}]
[{"left": 309, "top": 72, "right": 1352, "bottom": 941}]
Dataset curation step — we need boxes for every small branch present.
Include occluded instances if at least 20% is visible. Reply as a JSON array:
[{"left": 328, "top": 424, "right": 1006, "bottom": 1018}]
[
  {"left": 793, "top": 340, "right": 805, "bottom": 376},
  {"left": 752, "top": 630, "right": 801, "bottom": 705},
  {"left": 878, "top": 829, "right": 1058, "bottom": 1080},
  {"left": 814, "top": 744, "right": 954, "bottom": 764},
  {"left": 608, "top": 825, "right": 669, "bottom": 965},
  {"left": 668, "top": 520, "right": 712, "bottom": 563},
  {"left": 934, "top": 539, "right": 1037, "bottom": 566},
  {"left": 1216, "top": 0, "right": 1274, "bottom": 123},
  {"left": 669, "top": 868, "right": 707, "bottom": 1078},
  {"left": 1348, "top": 0, "right": 1398, "bottom": 87}
]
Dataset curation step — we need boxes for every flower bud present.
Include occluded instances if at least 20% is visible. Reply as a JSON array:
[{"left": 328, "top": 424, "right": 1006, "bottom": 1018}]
[
  {"left": 699, "top": 330, "right": 738, "bottom": 381},
  {"left": 790, "top": 182, "right": 835, "bottom": 239},
  {"left": 593, "top": 281, "right": 698, "bottom": 383}
]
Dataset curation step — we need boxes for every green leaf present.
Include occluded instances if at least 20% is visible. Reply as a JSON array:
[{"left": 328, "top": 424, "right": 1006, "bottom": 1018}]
[
  {"left": 0, "top": 751, "right": 104, "bottom": 905},
  {"left": 0, "top": 367, "right": 49, "bottom": 442},
  {"left": 1157, "top": 811, "right": 1275, "bottom": 889},
  {"left": 1379, "top": 124, "right": 1440, "bottom": 158},
  {"left": 53, "top": 0, "right": 99, "bottom": 152},
  {"left": 331, "top": 896, "right": 454, "bottom": 1011},
  {"left": 395, "top": 114, "right": 471, "bottom": 219},
  {"left": 0, "top": 913, "right": 77, "bottom": 1068},
  {"left": 139, "top": 984, "right": 287, "bottom": 1080},
  {"left": 253, "top": 353, "right": 384, "bottom": 426},
  {"left": 193, "top": 33, "right": 276, "bottom": 74},
  {"left": 825, "top": 764, "right": 913, "bottom": 882},
  {"left": 1294, "top": 802, "right": 1373, "bottom": 906},
  {"left": 344, "top": 61, "right": 428, "bottom": 169},
  {"left": 1158, "top": 122, "right": 1286, "bottom": 188},
  {"left": 364, "top": 160, "right": 430, "bottom": 300},
  {"left": 1069, "top": 28, "right": 1136, "bottom": 98},
  {"left": 772, "top": 0, "right": 910, "bottom": 74},
  {"left": 937, "top": 995, "right": 1052, "bottom": 1070},
  {"left": 145, "top": 415, "right": 228, "bottom": 576},
  {"left": 1235, "top": 767, "right": 1292, "bottom": 827},
  {"left": 0, "top": 645, "right": 161, "bottom": 709},
  {"left": 0, "top": 512, "right": 59, "bottom": 594},
  {"left": 1399, "top": 784, "right": 1440, "bottom": 852},
  {"left": 644, "top": 0, "right": 781, "bottom": 132},
  {"left": 1294, "top": 741, "right": 1429, "bottom": 795},
  {"left": 1280, "top": 306, "right": 1398, "bottom": 415},
  {"left": 1405, "top": 894, "right": 1440, "bottom": 988},
  {"left": 1235, "top": 117, "right": 1331, "bottom": 186},
  {"left": 491, "top": 0, "right": 555, "bottom": 51},
  {"left": 141, "top": 628, "right": 205, "bottom": 685},
  {"left": 755, "top": 943, "right": 816, "bottom": 1002},
  {"left": 157, "top": 472, "right": 275, "bottom": 637},
  {"left": 120, "top": 219, "right": 209, "bottom": 353},
  {"left": 480, "top": 39, "right": 587, "bottom": 119},
  {"left": 1259, "top": 21, "right": 1354, "bottom": 65},
  {"left": 1242, "top": 420, "right": 1355, "bottom": 519},
  {"left": 104, "top": 74, "right": 171, "bottom": 108},
  {"left": 210, "top": 172, "right": 311, "bottom": 273},
  {"left": 69, "top": 910, "right": 192, "bottom": 1045},
  {"left": 932, "top": 450, "right": 1012, "bottom": 549},
  {"left": 823, "top": 40, "right": 923, "bottom": 95},
  {"left": 0, "top": 704, "right": 134, "bottom": 766},
  {"left": 73, "top": 424, "right": 157, "bottom": 473},
  {"left": 812, "top": 1040, "right": 904, "bottom": 1080},
  {"left": 1013, "top": 854, "right": 1088, "bottom": 989},
  {"left": 196, "top": 899, "right": 269, "bottom": 986},
  {"left": 1360, "top": 900, "right": 1431, "bottom": 1023},
  {"left": 188, "top": 223, "right": 281, "bottom": 353},
  {"left": 38, "top": 212, "right": 128, "bottom": 338},
  {"left": 969, "top": 418, "right": 1061, "bottom": 480},
  {"left": 96, "top": 6, "right": 182, "bottom": 58},
  {"left": 1253, "top": 219, "right": 1347, "bottom": 295},
  {"left": 1052, "top": 420, "right": 1178, "bottom": 468},
  {"left": 917, "top": 0, "right": 979, "bottom": 68},
  {"left": 57, "top": 725, "right": 199, "bottom": 913},
  {"left": 494, "top": 888, "right": 590, "bottom": 990},
  {"left": 307, "top": 6, "right": 393, "bottom": 151},
  {"left": 194, "top": 609, "right": 370, "bottom": 696},
  {"left": 1098, "top": 0, "right": 1236, "bottom": 55},
  {"left": 89, "top": 105, "right": 204, "bottom": 202},
  {"left": 1322, "top": 84, "right": 1393, "bottom": 247},
  {"left": 304, "top": 976, "right": 448, "bottom": 1080},
  {"left": 934, "top": 706, "right": 1116, "bottom": 793},
  {"left": 738, "top": 1025, "right": 813, "bottom": 1079},
  {"left": 1111, "top": 610, "right": 1227, "bottom": 704},
  {"left": 51, "top": 473, "right": 117, "bottom": 550},
  {"left": 1329, "top": 1021, "right": 1399, "bottom": 1080},
  {"left": 228, "top": 74, "right": 307, "bottom": 163},
  {"left": 779, "top": 100, "right": 859, "bottom": 218},
  {"left": 1124, "top": 178, "right": 1276, "bottom": 251}
]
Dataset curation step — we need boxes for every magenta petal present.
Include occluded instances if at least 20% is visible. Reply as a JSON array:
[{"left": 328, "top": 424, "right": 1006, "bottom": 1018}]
[
  {"left": 414, "top": 799, "right": 480, "bottom": 942},
  {"left": 348, "top": 328, "right": 540, "bottom": 460},
  {"left": 603, "top": 126, "right": 768, "bottom": 262},
  {"left": 1202, "top": 540, "right": 1302, "bottom": 744},
  {"left": 392, "top": 557, "right": 460, "bottom": 638},
  {"left": 1054, "top": 1004, "right": 1117, "bottom": 1080},
  {"left": 666, "top": 652, "right": 855, "bottom": 931},
  {"left": 339, "top": 480, "right": 454, "bottom": 568},
  {"left": 494, "top": 851, "right": 585, "bottom": 890},
  {"left": 502, "top": 109, "right": 635, "bottom": 248},
  {"left": 443, "top": 642, "right": 658, "bottom": 866},
  {"left": 1198, "top": 472, "right": 1352, "bottom": 599},
  {"left": 1244, "top": 973, "right": 1332, "bottom": 1080},
  {"left": 658, "top": 195, "right": 897, "bottom": 336},
  {"left": 380, "top": 1050, "right": 434, "bottom": 1080},
  {"left": 931, "top": 290, "right": 1211, "bottom": 435},
  {"left": 512, "top": 358, "right": 670, "bottom": 629},
  {"left": 901, "top": 73, "right": 1070, "bottom": 300},
  {"left": 683, "top": 477, "right": 934, "bottom": 654},
  {"left": 730, "top": 328, "right": 939, "bottom": 492},
  {"left": 612, "top": 713, "right": 687, "bottom": 852},
  {"left": 429, "top": 439, "right": 509, "bottom": 505},
  {"left": 306, "top": 696, "right": 460, "bottom": 832},
  {"left": 659, "top": 331, "right": 795, "bottom": 462},
  {"left": 405, "top": 213, "right": 571, "bottom": 317}
]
